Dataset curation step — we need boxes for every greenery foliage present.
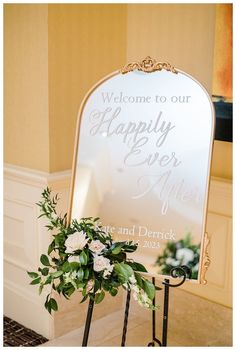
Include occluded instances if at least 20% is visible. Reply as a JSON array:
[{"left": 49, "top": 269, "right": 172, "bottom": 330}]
[{"left": 28, "top": 188, "right": 160, "bottom": 314}]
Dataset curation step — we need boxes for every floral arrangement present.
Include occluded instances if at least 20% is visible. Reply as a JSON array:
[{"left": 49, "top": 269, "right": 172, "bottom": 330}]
[
  {"left": 28, "top": 188, "right": 159, "bottom": 314},
  {"left": 155, "top": 233, "right": 200, "bottom": 279}
]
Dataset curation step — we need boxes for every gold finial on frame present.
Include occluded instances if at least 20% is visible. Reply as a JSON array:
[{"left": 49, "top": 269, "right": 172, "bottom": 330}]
[
  {"left": 121, "top": 56, "right": 178, "bottom": 74},
  {"left": 200, "top": 232, "right": 211, "bottom": 284}
]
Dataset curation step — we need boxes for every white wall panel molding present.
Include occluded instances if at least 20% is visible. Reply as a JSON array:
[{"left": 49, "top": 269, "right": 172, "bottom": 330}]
[
  {"left": 208, "top": 176, "right": 232, "bottom": 217},
  {"left": 4, "top": 163, "right": 71, "bottom": 339},
  {"left": 4, "top": 163, "right": 71, "bottom": 188},
  {"left": 182, "top": 176, "right": 232, "bottom": 307}
]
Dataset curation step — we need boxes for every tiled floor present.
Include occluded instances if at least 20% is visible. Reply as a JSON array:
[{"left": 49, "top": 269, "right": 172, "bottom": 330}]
[
  {"left": 41, "top": 288, "right": 232, "bottom": 347},
  {"left": 4, "top": 316, "right": 48, "bottom": 347}
]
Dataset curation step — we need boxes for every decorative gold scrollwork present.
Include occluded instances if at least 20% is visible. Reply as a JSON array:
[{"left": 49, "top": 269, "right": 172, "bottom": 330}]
[
  {"left": 121, "top": 56, "right": 178, "bottom": 74},
  {"left": 200, "top": 232, "right": 211, "bottom": 284}
]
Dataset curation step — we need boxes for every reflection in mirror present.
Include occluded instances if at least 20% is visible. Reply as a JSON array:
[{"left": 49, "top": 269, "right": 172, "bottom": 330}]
[{"left": 69, "top": 68, "right": 215, "bottom": 283}]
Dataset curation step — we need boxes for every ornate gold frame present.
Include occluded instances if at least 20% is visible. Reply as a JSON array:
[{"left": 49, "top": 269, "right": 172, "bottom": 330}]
[
  {"left": 121, "top": 56, "right": 178, "bottom": 74},
  {"left": 200, "top": 232, "right": 211, "bottom": 284},
  {"left": 68, "top": 57, "right": 215, "bottom": 284}
]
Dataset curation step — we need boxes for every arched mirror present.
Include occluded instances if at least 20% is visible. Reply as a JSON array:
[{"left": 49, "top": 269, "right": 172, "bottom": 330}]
[{"left": 69, "top": 57, "right": 215, "bottom": 284}]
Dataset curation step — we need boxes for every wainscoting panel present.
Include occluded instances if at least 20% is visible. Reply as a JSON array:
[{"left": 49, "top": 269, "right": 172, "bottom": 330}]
[
  {"left": 4, "top": 164, "right": 71, "bottom": 339},
  {"left": 181, "top": 177, "right": 232, "bottom": 307}
]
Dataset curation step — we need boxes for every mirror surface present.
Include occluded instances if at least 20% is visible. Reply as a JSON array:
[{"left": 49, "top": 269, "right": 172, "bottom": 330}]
[{"left": 70, "top": 69, "right": 214, "bottom": 282}]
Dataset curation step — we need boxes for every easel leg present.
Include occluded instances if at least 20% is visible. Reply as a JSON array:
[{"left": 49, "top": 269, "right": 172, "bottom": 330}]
[
  {"left": 152, "top": 278, "right": 156, "bottom": 343},
  {"left": 148, "top": 278, "right": 162, "bottom": 347},
  {"left": 162, "top": 279, "right": 170, "bottom": 347},
  {"left": 82, "top": 298, "right": 94, "bottom": 347},
  {"left": 121, "top": 288, "right": 131, "bottom": 346}
]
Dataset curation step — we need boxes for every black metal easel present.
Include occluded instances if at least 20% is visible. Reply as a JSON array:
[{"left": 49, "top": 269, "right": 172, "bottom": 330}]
[
  {"left": 82, "top": 266, "right": 191, "bottom": 347},
  {"left": 147, "top": 266, "right": 191, "bottom": 347},
  {"left": 82, "top": 297, "right": 94, "bottom": 346}
]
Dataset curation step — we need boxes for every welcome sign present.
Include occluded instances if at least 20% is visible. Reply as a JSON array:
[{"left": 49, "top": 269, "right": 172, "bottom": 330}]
[{"left": 69, "top": 58, "right": 215, "bottom": 283}]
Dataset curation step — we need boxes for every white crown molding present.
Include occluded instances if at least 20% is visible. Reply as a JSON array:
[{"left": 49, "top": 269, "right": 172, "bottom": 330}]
[{"left": 4, "top": 163, "right": 71, "bottom": 188}]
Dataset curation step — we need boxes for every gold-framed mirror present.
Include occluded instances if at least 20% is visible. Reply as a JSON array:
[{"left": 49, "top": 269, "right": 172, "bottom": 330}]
[{"left": 68, "top": 57, "right": 215, "bottom": 284}]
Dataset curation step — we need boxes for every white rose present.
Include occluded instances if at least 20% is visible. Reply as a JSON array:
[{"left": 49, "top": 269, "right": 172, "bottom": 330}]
[
  {"left": 176, "top": 248, "right": 194, "bottom": 265},
  {"left": 68, "top": 255, "right": 80, "bottom": 263},
  {"left": 65, "top": 231, "right": 88, "bottom": 253},
  {"left": 93, "top": 255, "right": 111, "bottom": 272},
  {"left": 89, "top": 240, "right": 106, "bottom": 254}
]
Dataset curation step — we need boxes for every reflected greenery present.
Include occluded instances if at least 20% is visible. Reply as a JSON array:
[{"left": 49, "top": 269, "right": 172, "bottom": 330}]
[{"left": 155, "top": 233, "right": 200, "bottom": 280}]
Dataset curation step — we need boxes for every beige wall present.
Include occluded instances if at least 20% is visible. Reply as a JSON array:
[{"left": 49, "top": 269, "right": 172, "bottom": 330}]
[
  {"left": 4, "top": 4, "right": 127, "bottom": 173},
  {"left": 4, "top": 4, "right": 232, "bottom": 179},
  {"left": 48, "top": 4, "right": 127, "bottom": 172},
  {"left": 127, "top": 4, "right": 216, "bottom": 93},
  {"left": 4, "top": 4, "right": 49, "bottom": 172}
]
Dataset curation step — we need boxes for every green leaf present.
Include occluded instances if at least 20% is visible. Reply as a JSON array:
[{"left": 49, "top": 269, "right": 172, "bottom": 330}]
[
  {"left": 27, "top": 271, "right": 39, "bottom": 279},
  {"left": 62, "top": 261, "right": 71, "bottom": 273},
  {"left": 142, "top": 279, "right": 155, "bottom": 300},
  {"left": 110, "top": 242, "right": 126, "bottom": 255},
  {"left": 40, "top": 254, "right": 50, "bottom": 266},
  {"left": 48, "top": 241, "right": 55, "bottom": 255},
  {"left": 41, "top": 268, "right": 49, "bottom": 276},
  {"left": 54, "top": 235, "right": 62, "bottom": 246},
  {"left": 109, "top": 288, "right": 118, "bottom": 297},
  {"left": 102, "top": 280, "right": 110, "bottom": 291},
  {"left": 123, "top": 263, "right": 134, "bottom": 275},
  {"left": 80, "top": 294, "right": 88, "bottom": 304},
  {"left": 84, "top": 268, "right": 89, "bottom": 280},
  {"left": 70, "top": 262, "right": 80, "bottom": 271},
  {"left": 123, "top": 242, "right": 138, "bottom": 252},
  {"left": 95, "top": 290, "right": 105, "bottom": 304},
  {"left": 127, "top": 262, "right": 147, "bottom": 273},
  {"left": 39, "top": 284, "right": 44, "bottom": 295},
  {"left": 80, "top": 251, "right": 87, "bottom": 265},
  {"left": 134, "top": 272, "right": 143, "bottom": 288},
  {"left": 51, "top": 270, "right": 63, "bottom": 278},
  {"left": 44, "top": 300, "right": 51, "bottom": 314},
  {"left": 94, "top": 279, "right": 100, "bottom": 293},
  {"left": 114, "top": 262, "right": 133, "bottom": 283},
  {"left": 50, "top": 298, "right": 58, "bottom": 311},
  {"left": 44, "top": 275, "right": 52, "bottom": 285},
  {"left": 109, "top": 252, "right": 126, "bottom": 263},
  {"left": 111, "top": 246, "right": 122, "bottom": 255},
  {"left": 30, "top": 277, "right": 41, "bottom": 285},
  {"left": 77, "top": 268, "right": 84, "bottom": 281},
  {"left": 66, "top": 286, "right": 75, "bottom": 297}
]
